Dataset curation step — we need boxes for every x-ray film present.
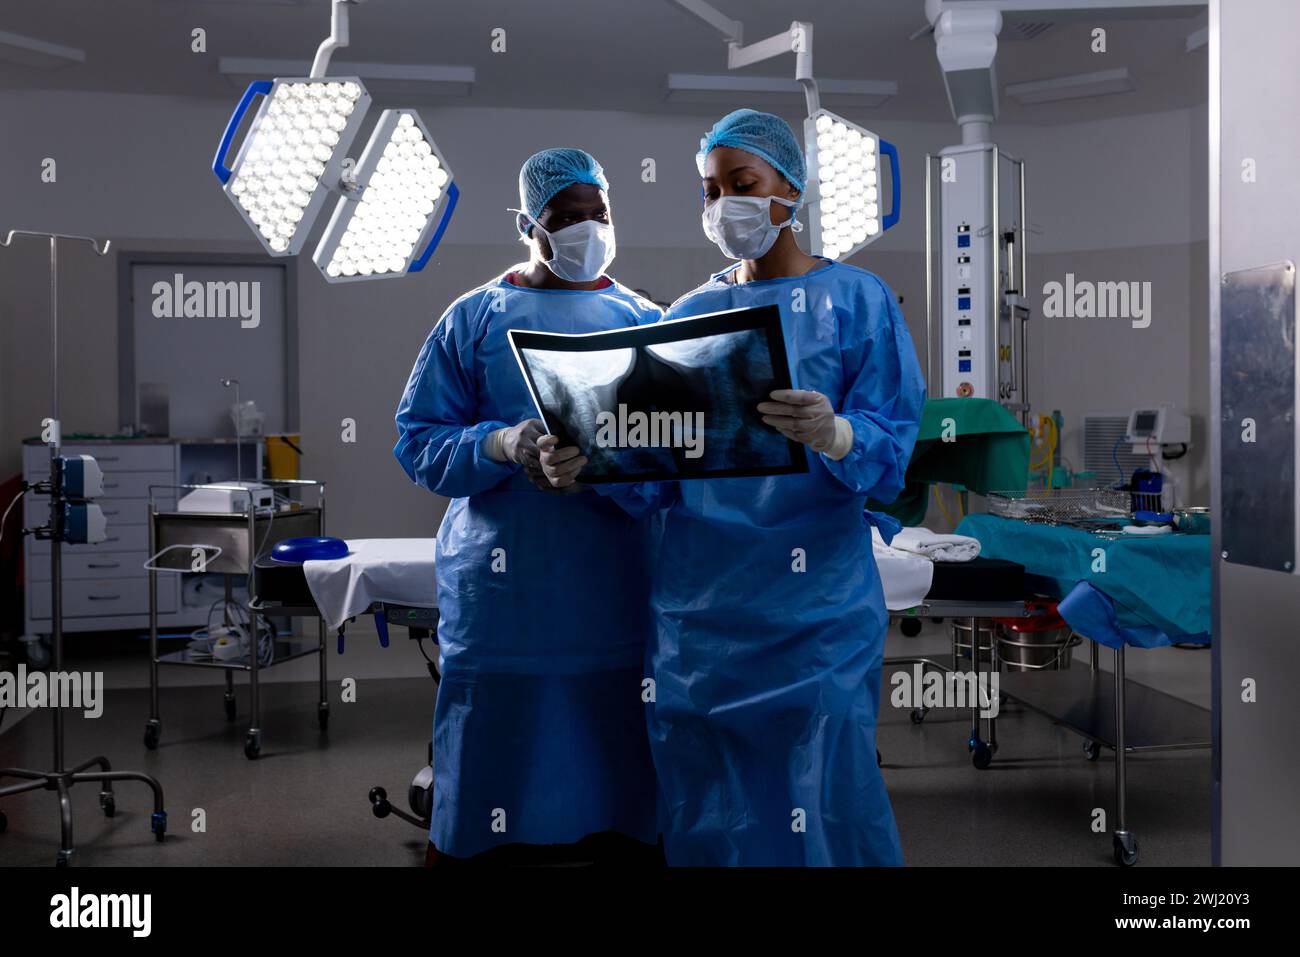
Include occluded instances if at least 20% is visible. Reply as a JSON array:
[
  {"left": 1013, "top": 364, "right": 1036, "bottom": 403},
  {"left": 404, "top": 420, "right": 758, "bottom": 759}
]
[{"left": 508, "top": 304, "right": 807, "bottom": 483}]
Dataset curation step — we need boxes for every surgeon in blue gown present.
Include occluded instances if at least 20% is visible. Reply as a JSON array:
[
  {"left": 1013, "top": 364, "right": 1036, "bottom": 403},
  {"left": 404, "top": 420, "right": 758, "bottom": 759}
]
[
  {"left": 540, "top": 111, "right": 926, "bottom": 866},
  {"left": 394, "top": 148, "right": 661, "bottom": 863}
]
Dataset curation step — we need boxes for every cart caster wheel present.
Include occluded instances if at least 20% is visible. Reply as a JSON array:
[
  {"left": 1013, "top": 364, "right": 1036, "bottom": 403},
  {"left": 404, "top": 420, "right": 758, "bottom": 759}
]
[
  {"left": 0, "top": 810, "right": 7, "bottom": 833},
  {"left": 899, "top": 617, "right": 923, "bottom": 638},
  {"left": 971, "top": 741, "right": 993, "bottom": 770},
  {"left": 910, "top": 707, "right": 927, "bottom": 724},
  {"left": 224, "top": 695, "right": 236, "bottom": 722},
  {"left": 143, "top": 719, "right": 161, "bottom": 750},
  {"left": 152, "top": 811, "right": 167, "bottom": 843},
  {"left": 100, "top": 791, "right": 116, "bottom": 818},
  {"left": 244, "top": 730, "right": 261, "bottom": 760},
  {"left": 318, "top": 704, "right": 330, "bottom": 731},
  {"left": 369, "top": 786, "right": 392, "bottom": 819},
  {"left": 1113, "top": 831, "right": 1138, "bottom": 866},
  {"left": 1083, "top": 740, "right": 1101, "bottom": 761}
]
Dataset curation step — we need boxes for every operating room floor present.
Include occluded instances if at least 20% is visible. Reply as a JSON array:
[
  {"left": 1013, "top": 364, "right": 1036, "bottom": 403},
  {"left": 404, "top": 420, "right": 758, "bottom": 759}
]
[{"left": 0, "top": 622, "right": 1211, "bottom": 867}]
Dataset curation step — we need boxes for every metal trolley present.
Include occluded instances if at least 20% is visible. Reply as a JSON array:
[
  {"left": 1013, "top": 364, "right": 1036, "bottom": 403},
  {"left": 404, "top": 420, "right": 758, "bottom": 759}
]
[{"left": 144, "top": 480, "right": 328, "bottom": 759}]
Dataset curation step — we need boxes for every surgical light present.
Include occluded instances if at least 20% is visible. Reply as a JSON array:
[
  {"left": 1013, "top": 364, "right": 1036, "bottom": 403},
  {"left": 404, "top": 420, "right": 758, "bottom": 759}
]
[
  {"left": 313, "top": 109, "right": 458, "bottom": 282},
  {"left": 663, "top": 3, "right": 901, "bottom": 262},
  {"left": 215, "top": 77, "right": 370, "bottom": 256},
  {"left": 804, "top": 108, "right": 899, "bottom": 261},
  {"left": 210, "top": 0, "right": 460, "bottom": 281}
]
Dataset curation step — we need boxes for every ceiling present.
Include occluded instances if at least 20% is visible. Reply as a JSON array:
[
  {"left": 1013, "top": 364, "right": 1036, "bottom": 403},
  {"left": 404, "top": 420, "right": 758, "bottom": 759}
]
[{"left": 0, "top": 0, "right": 1208, "bottom": 125}]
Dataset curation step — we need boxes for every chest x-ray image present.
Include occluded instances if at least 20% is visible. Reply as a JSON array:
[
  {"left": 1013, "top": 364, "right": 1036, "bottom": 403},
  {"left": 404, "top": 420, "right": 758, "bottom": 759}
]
[{"left": 509, "top": 304, "right": 806, "bottom": 483}]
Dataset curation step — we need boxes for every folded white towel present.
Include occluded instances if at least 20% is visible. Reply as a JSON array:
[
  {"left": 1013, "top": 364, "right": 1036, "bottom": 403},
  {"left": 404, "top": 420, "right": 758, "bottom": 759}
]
[
  {"left": 890, "top": 526, "right": 981, "bottom": 563},
  {"left": 870, "top": 528, "right": 935, "bottom": 610}
]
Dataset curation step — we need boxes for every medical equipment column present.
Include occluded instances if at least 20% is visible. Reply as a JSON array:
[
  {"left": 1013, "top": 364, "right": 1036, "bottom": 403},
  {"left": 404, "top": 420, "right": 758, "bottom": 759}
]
[
  {"left": 990, "top": 149, "right": 1000, "bottom": 400},
  {"left": 0, "top": 230, "right": 167, "bottom": 865}
]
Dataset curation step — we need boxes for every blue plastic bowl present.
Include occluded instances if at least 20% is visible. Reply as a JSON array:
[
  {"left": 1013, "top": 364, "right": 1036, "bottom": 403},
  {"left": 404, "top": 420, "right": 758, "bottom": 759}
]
[{"left": 270, "top": 536, "right": 349, "bottom": 563}]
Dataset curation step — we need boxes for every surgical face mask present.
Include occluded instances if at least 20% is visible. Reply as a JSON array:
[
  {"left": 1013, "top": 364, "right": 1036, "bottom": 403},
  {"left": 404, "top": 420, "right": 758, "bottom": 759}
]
[
  {"left": 701, "top": 195, "right": 801, "bottom": 261},
  {"left": 521, "top": 213, "right": 616, "bottom": 282}
]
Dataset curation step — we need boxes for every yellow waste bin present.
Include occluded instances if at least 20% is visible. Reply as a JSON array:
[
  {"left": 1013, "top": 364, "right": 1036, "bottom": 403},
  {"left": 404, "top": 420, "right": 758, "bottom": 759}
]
[{"left": 266, "top": 434, "right": 302, "bottom": 480}]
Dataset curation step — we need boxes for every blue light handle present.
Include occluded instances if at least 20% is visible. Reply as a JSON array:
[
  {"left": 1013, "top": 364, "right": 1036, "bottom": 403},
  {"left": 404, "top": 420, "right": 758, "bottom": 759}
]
[
  {"left": 880, "top": 138, "right": 901, "bottom": 231},
  {"left": 213, "top": 80, "right": 272, "bottom": 185},
  {"left": 408, "top": 180, "right": 460, "bottom": 273}
]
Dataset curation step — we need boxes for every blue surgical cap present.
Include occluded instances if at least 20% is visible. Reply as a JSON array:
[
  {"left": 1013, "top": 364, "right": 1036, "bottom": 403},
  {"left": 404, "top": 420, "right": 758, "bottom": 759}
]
[
  {"left": 696, "top": 109, "right": 807, "bottom": 194},
  {"left": 518, "top": 148, "right": 608, "bottom": 234}
]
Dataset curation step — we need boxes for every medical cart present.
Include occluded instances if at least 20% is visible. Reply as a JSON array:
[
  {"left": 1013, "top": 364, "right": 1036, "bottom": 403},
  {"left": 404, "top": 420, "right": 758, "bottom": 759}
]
[
  {"left": 955, "top": 501, "right": 1213, "bottom": 866},
  {"left": 144, "top": 479, "right": 328, "bottom": 759}
]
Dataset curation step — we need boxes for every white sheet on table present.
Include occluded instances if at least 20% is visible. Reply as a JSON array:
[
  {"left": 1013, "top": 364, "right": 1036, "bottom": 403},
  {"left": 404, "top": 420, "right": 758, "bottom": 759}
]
[
  {"left": 301, "top": 538, "right": 437, "bottom": 630},
  {"left": 872, "top": 528, "right": 935, "bottom": 611},
  {"left": 890, "top": 526, "right": 981, "bottom": 562}
]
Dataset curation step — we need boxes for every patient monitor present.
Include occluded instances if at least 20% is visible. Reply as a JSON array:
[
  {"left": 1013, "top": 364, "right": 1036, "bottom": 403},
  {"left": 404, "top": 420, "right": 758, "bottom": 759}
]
[{"left": 1125, "top": 405, "right": 1191, "bottom": 451}]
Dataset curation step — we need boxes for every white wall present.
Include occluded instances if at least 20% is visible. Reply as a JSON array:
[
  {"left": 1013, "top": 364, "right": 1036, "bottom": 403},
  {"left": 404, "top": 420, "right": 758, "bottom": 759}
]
[
  {"left": 0, "top": 90, "right": 1210, "bottom": 536},
  {"left": 0, "top": 92, "right": 1206, "bottom": 251}
]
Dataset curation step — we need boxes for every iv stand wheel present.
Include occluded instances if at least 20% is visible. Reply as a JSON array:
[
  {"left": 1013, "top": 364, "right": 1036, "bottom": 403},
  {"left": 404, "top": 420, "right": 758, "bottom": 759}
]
[
  {"left": 369, "top": 786, "right": 393, "bottom": 819},
  {"left": 910, "top": 707, "right": 927, "bottom": 724},
  {"left": 970, "top": 739, "right": 994, "bottom": 770},
  {"left": 1113, "top": 830, "right": 1139, "bottom": 866},
  {"left": 1083, "top": 739, "right": 1101, "bottom": 761},
  {"left": 143, "top": 718, "right": 161, "bottom": 750},
  {"left": 244, "top": 729, "right": 262, "bottom": 760},
  {"left": 99, "top": 790, "right": 116, "bottom": 818}
]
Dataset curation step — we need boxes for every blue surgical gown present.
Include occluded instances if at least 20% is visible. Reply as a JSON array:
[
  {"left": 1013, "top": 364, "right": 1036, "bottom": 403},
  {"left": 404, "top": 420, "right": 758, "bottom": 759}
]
[
  {"left": 607, "top": 259, "right": 925, "bottom": 866},
  {"left": 393, "top": 267, "right": 661, "bottom": 857}
]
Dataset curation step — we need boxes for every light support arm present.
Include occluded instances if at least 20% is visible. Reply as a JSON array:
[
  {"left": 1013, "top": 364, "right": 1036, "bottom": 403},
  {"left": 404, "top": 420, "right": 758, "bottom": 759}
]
[
  {"left": 311, "top": 0, "right": 365, "bottom": 79},
  {"left": 668, "top": 0, "right": 743, "bottom": 44},
  {"left": 668, "top": 1, "right": 820, "bottom": 115},
  {"left": 724, "top": 21, "right": 821, "bottom": 117}
]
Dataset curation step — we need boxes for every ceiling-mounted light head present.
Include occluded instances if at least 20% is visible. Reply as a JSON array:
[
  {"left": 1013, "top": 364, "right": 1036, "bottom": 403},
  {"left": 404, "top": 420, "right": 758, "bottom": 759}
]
[
  {"left": 213, "top": 76, "right": 371, "bottom": 256},
  {"left": 804, "top": 109, "right": 900, "bottom": 261},
  {"left": 312, "top": 109, "right": 458, "bottom": 282}
]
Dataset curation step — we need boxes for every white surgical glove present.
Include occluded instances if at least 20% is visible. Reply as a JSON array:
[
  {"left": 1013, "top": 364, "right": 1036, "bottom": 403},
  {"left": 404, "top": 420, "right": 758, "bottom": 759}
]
[
  {"left": 757, "top": 389, "right": 852, "bottom": 459},
  {"left": 486, "top": 419, "right": 544, "bottom": 467}
]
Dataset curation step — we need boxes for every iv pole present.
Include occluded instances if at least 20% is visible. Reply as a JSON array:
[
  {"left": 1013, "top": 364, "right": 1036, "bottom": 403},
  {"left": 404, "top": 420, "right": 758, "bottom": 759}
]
[{"left": 0, "top": 229, "right": 168, "bottom": 866}]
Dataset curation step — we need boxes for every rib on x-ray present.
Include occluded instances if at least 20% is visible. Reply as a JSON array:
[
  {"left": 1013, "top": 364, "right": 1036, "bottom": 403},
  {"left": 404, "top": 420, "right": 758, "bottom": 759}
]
[{"left": 509, "top": 304, "right": 806, "bottom": 483}]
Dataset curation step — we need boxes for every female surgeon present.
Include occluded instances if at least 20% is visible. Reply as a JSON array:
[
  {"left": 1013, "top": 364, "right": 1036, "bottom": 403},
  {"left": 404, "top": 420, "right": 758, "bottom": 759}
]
[
  {"left": 394, "top": 148, "right": 661, "bottom": 864},
  {"left": 540, "top": 111, "right": 926, "bottom": 866}
]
